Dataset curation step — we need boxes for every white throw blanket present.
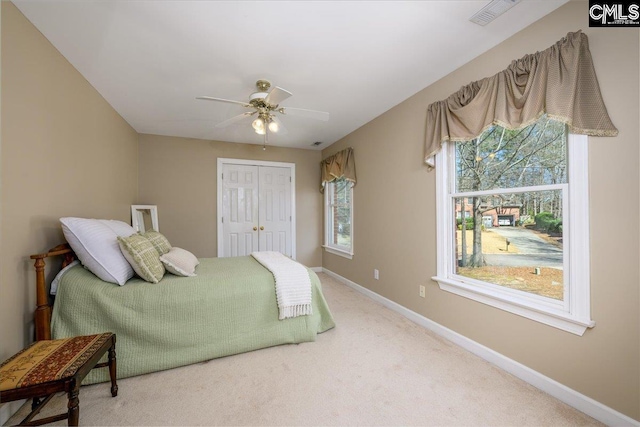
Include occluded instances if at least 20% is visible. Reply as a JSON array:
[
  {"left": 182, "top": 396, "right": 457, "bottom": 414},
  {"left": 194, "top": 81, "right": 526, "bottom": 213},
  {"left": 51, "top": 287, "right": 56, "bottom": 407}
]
[{"left": 251, "top": 251, "right": 312, "bottom": 320}]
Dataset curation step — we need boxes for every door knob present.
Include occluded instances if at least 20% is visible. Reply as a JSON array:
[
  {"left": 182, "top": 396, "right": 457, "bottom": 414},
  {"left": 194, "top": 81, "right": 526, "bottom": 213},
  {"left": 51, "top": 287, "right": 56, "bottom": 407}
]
[
  {"left": 253, "top": 226, "right": 257, "bottom": 231},
  {"left": 260, "top": 226, "right": 264, "bottom": 230}
]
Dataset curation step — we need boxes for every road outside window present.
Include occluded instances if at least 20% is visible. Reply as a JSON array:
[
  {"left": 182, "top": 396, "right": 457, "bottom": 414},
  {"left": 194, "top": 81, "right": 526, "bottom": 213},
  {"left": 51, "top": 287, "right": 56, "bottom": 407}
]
[
  {"left": 434, "top": 116, "right": 594, "bottom": 335},
  {"left": 454, "top": 118, "right": 566, "bottom": 300}
]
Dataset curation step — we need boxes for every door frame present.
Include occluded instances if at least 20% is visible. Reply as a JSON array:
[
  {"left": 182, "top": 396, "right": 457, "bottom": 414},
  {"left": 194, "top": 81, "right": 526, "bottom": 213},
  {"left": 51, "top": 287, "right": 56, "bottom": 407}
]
[{"left": 217, "top": 158, "right": 296, "bottom": 259}]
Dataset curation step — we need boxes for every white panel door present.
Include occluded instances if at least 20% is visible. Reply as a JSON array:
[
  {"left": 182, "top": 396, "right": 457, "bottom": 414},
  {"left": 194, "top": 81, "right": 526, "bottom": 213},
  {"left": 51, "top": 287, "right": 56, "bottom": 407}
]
[
  {"left": 259, "top": 166, "right": 292, "bottom": 256},
  {"left": 222, "top": 164, "right": 259, "bottom": 257}
]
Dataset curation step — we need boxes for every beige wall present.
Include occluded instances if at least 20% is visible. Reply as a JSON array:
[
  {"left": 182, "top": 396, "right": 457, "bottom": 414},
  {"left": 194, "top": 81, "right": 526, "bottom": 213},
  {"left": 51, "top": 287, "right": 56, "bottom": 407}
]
[
  {"left": 0, "top": 3, "right": 138, "bottom": 360},
  {"left": 322, "top": 1, "right": 640, "bottom": 420},
  {"left": 138, "top": 134, "right": 322, "bottom": 267},
  {"left": 2, "top": 0, "right": 638, "bottom": 420}
]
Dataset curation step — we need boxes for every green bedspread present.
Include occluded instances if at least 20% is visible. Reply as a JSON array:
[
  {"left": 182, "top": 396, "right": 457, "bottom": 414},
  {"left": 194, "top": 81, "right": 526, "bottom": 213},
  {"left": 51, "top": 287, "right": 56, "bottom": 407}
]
[{"left": 51, "top": 256, "right": 335, "bottom": 383}]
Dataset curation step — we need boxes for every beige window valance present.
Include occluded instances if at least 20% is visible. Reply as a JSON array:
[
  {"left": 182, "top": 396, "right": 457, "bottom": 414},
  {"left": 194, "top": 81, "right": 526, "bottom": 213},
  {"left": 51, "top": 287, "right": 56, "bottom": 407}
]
[
  {"left": 320, "top": 147, "right": 356, "bottom": 192},
  {"left": 424, "top": 31, "right": 618, "bottom": 166}
]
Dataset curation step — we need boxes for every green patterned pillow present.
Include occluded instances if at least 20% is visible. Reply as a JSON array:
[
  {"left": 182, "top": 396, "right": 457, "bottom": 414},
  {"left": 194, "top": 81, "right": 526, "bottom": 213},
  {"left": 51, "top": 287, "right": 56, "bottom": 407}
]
[
  {"left": 117, "top": 234, "right": 165, "bottom": 283},
  {"left": 141, "top": 230, "right": 171, "bottom": 255}
]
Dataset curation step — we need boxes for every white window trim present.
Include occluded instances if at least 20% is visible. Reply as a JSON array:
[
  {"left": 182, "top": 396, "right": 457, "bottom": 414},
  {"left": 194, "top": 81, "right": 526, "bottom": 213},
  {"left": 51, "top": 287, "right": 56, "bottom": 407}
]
[
  {"left": 323, "top": 245, "right": 354, "bottom": 259},
  {"left": 433, "top": 134, "right": 594, "bottom": 336},
  {"left": 323, "top": 180, "right": 354, "bottom": 259}
]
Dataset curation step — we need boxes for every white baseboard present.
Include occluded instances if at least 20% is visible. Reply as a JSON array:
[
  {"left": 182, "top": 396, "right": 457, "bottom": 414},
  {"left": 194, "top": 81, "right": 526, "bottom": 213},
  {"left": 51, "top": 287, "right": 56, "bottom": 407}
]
[
  {"left": 0, "top": 400, "right": 25, "bottom": 425},
  {"left": 310, "top": 267, "right": 323, "bottom": 273},
  {"left": 322, "top": 268, "right": 640, "bottom": 427}
]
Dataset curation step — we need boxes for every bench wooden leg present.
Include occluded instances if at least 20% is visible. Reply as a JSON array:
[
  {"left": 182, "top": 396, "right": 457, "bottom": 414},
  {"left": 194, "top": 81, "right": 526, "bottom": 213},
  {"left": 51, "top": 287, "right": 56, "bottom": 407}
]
[
  {"left": 21, "top": 394, "right": 56, "bottom": 425},
  {"left": 31, "top": 397, "right": 42, "bottom": 411},
  {"left": 67, "top": 385, "right": 80, "bottom": 427},
  {"left": 108, "top": 336, "right": 118, "bottom": 397}
]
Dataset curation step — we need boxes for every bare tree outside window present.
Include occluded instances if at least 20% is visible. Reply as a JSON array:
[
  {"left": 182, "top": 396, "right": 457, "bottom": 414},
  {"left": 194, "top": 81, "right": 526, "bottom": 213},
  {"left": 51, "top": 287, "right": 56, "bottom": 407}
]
[
  {"left": 454, "top": 116, "right": 567, "bottom": 300},
  {"left": 327, "top": 178, "right": 352, "bottom": 250}
]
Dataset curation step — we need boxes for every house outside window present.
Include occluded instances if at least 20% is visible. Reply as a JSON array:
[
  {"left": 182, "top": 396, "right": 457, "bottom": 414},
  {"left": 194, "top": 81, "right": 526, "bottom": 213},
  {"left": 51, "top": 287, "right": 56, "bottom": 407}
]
[
  {"left": 324, "top": 177, "right": 353, "bottom": 259},
  {"left": 433, "top": 116, "right": 594, "bottom": 335}
]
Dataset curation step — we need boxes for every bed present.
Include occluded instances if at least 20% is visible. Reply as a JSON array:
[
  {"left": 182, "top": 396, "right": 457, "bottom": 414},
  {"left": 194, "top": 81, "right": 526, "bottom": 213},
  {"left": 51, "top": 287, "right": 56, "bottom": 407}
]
[{"left": 30, "top": 245, "right": 335, "bottom": 384}]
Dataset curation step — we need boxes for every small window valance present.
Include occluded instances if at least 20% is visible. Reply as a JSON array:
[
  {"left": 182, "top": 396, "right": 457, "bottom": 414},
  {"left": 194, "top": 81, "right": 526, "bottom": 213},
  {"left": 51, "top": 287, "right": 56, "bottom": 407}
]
[
  {"left": 424, "top": 31, "right": 618, "bottom": 166},
  {"left": 320, "top": 147, "right": 356, "bottom": 192}
]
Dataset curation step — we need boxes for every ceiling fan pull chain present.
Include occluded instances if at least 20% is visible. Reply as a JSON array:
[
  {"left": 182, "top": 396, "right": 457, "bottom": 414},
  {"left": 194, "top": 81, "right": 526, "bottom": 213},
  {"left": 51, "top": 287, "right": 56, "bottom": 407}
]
[{"left": 263, "top": 130, "right": 268, "bottom": 150}]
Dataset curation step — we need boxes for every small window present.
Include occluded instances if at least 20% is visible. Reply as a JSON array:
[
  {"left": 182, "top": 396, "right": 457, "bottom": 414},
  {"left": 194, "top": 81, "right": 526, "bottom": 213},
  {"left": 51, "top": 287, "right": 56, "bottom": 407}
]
[
  {"left": 324, "top": 178, "right": 353, "bottom": 259},
  {"left": 434, "top": 116, "right": 594, "bottom": 335}
]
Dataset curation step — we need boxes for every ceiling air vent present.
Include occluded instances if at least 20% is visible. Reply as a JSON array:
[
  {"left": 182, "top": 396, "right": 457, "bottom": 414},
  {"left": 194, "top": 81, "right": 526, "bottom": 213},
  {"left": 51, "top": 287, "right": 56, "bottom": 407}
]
[
  {"left": 469, "top": 0, "right": 522, "bottom": 26},
  {"left": 312, "top": 141, "right": 323, "bottom": 147}
]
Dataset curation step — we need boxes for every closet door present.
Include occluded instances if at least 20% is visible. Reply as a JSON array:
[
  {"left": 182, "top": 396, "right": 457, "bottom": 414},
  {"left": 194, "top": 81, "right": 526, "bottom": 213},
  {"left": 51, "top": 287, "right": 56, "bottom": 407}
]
[
  {"left": 221, "top": 164, "right": 259, "bottom": 257},
  {"left": 258, "top": 166, "right": 292, "bottom": 256}
]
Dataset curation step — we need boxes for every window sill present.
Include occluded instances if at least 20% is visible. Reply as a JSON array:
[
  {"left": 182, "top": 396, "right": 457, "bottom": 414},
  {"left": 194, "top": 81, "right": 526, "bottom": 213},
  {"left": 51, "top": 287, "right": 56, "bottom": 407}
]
[
  {"left": 432, "top": 276, "right": 595, "bottom": 336},
  {"left": 323, "top": 245, "right": 353, "bottom": 259}
]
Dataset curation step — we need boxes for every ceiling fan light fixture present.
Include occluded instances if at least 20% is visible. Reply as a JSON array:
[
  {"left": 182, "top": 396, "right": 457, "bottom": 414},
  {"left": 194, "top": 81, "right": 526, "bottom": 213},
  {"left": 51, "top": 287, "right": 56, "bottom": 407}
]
[
  {"left": 250, "top": 92, "right": 268, "bottom": 102},
  {"left": 197, "top": 80, "right": 330, "bottom": 141},
  {"left": 252, "top": 117, "right": 265, "bottom": 133}
]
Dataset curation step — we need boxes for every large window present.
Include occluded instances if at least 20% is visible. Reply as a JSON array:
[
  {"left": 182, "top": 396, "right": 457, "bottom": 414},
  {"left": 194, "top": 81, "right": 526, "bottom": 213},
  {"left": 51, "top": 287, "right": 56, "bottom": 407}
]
[
  {"left": 434, "top": 116, "right": 594, "bottom": 335},
  {"left": 324, "top": 178, "right": 353, "bottom": 259}
]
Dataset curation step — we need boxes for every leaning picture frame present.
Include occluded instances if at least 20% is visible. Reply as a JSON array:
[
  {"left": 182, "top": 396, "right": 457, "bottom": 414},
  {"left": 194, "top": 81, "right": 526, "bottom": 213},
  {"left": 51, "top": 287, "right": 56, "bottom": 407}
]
[{"left": 131, "top": 205, "right": 159, "bottom": 233}]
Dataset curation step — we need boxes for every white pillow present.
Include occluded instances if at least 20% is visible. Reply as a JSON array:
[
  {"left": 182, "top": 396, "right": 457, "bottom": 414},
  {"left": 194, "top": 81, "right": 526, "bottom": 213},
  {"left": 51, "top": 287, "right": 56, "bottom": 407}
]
[
  {"left": 160, "top": 247, "right": 199, "bottom": 277},
  {"left": 50, "top": 260, "right": 80, "bottom": 295},
  {"left": 60, "top": 217, "right": 135, "bottom": 285},
  {"left": 99, "top": 219, "right": 137, "bottom": 237}
]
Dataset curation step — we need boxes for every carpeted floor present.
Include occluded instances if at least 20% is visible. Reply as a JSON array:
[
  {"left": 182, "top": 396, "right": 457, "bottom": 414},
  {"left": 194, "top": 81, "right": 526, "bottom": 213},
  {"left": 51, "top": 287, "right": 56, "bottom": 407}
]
[{"left": 6, "top": 273, "right": 601, "bottom": 426}]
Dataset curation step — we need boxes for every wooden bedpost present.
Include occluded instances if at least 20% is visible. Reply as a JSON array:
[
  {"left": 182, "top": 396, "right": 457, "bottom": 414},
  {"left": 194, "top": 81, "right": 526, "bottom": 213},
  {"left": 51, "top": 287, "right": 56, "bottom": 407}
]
[
  {"left": 32, "top": 256, "right": 51, "bottom": 341},
  {"left": 30, "top": 244, "right": 75, "bottom": 341}
]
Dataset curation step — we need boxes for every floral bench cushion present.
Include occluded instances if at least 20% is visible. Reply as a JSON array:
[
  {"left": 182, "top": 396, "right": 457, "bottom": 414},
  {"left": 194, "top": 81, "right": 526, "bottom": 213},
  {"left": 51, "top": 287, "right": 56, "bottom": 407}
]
[{"left": 0, "top": 333, "right": 113, "bottom": 391}]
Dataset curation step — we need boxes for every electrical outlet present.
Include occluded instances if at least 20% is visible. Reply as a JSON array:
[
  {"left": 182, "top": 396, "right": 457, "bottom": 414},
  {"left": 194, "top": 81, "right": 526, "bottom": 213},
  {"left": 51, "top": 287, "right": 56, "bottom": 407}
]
[
  {"left": 374, "top": 269, "right": 379, "bottom": 280},
  {"left": 419, "top": 285, "right": 426, "bottom": 298}
]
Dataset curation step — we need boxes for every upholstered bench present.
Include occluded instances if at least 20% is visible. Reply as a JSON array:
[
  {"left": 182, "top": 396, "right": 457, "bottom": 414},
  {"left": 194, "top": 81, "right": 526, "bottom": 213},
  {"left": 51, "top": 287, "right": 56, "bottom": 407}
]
[{"left": 0, "top": 333, "right": 117, "bottom": 426}]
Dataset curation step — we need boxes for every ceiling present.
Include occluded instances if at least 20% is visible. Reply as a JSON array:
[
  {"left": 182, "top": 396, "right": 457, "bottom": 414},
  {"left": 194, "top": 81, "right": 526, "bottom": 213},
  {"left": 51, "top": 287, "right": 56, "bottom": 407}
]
[{"left": 13, "top": 0, "right": 568, "bottom": 150}]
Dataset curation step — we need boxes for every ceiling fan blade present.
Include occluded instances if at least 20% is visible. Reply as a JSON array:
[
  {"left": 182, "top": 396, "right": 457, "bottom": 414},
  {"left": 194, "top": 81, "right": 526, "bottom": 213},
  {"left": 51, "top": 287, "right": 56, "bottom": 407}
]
[
  {"left": 215, "top": 111, "right": 256, "bottom": 128},
  {"left": 279, "top": 107, "right": 329, "bottom": 121},
  {"left": 270, "top": 116, "right": 288, "bottom": 135},
  {"left": 196, "top": 96, "right": 252, "bottom": 108},
  {"left": 264, "top": 86, "right": 292, "bottom": 106}
]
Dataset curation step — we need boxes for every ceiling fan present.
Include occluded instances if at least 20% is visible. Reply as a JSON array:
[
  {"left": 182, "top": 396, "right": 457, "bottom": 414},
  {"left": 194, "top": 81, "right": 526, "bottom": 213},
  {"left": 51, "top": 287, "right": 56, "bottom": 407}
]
[{"left": 196, "top": 80, "right": 329, "bottom": 148}]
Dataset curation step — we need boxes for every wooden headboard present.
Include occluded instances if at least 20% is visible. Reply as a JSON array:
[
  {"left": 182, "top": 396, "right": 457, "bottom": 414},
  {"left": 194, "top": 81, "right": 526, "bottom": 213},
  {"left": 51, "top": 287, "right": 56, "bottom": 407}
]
[{"left": 29, "top": 244, "right": 76, "bottom": 341}]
